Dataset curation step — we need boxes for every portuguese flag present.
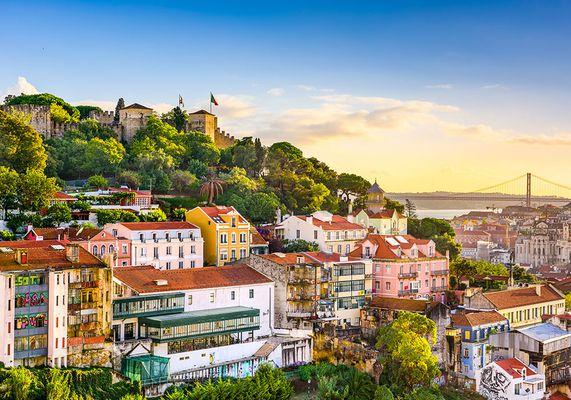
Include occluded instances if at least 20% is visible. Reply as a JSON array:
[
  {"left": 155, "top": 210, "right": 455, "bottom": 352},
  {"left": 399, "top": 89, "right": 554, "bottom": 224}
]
[{"left": 210, "top": 92, "right": 219, "bottom": 106}]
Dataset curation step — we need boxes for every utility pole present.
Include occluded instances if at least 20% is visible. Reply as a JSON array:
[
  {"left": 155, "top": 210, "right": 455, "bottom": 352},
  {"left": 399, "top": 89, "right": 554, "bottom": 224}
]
[{"left": 526, "top": 172, "right": 532, "bottom": 207}]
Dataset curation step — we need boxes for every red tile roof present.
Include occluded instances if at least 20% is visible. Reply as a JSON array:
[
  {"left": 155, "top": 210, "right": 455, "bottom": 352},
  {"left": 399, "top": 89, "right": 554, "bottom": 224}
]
[
  {"left": 53, "top": 192, "right": 75, "bottom": 200},
  {"left": 26, "top": 227, "right": 103, "bottom": 241},
  {"left": 483, "top": 285, "right": 564, "bottom": 309},
  {"left": 257, "top": 253, "right": 313, "bottom": 265},
  {"left": 199, "top": 206, "right": 248, "bottom": 224},
  {"left": 303, "top": 251, "right": 361, "bottom": 263},
  {"left": 550, "top": 392, "right": 570, "bottom": 400},
  {"left": 495, "top": 358, "right": 537, "bottom": 379},
  {"left": 369, "top": 296, "right": 429, "bottom": 312},
  {"left": 0, "top": 242, "right": 105, "bottom": 271},
  {"left": 114, "top": 264, "right": 272, "bottom": 293},
  {"left": 119, "top": 221, "right": 198, "bottom": 230},
  {"left": 450, "top": 310, "right": 507, "bottom": 327},
  {"left": 350, "top": 234, "right": 441, "bottom": 260},
  {"left": 250, "top": 227, "right": 268, "bottom": 246},
  {"left": 297, "top": 215, "right": 364, "bottom": 231}
]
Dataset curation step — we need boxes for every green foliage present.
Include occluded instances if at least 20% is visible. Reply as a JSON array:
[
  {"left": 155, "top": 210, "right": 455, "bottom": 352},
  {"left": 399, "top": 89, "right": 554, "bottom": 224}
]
[
  {"left": 383, "top": 198, "right": 404, "bottom": 214},
  {"left": 96, "top": 209, "right": 139, "bottom": 225},
  {"left": 402, "top": 386, "right": 445, "bottom": 400},
  {"left": 0, "top": 166, "right": 19, "bottom": 214},
  {"left": 162, "top": 106, "right": 188, "bottom": 132},
  {"left": 404, "top": 199, "right": 417, "bottom": 218},
  {"left": 565, "top": 293, "right": 571, "bottom": 310},
  {"left": 374, "top": 385, "right": 394, "bottom": 400},
  {"left": 283, "top": 239, "right": 319, "bottom": 253},
  {"left": 18, "top": 170, "right": 59, "bottom": 211},
  {"left": 170, "top": 170, "right": 198, "bottom": 194},
  {"left": 84, "top": 138, "right": 125, "bottom": 175},
  {"left": 0, "top": 366, "right": 38, "bottom": 400},
  {"left": 0, "top": 110, "right": 48, "bottom": 173},
  {"left": 376, "top": 312, "right": 440, "bottom": 393},
  {"left": 0, "top": 230, "right": 15, "bottom": 241},
  {"left": 76, "top": 105, "right": 103, "bottom": 120},
  {"left": 5, "top": 93, "right": 80, "bottom": 122},
  {"left": 87, "top": 175, "right": 109, "bottom": 189},
  {"left": 45, "top": 369, "right": 71, "bottom": 400},
  {"left": 140, "top": 209, "right": 167, "bottom": 222},
  {"left": 45, "top": 203, "right": 72, "bottom": 227},
  {"left": 117, "top": 170, "right": 142, "bottom": 189},
  {"left": 172, "top": 208, "right": 187, "bottom": 221},
  {"left": 298, "top": 363, "right": 376, "bottom": 400},
  {"left": 408, "top": 218, "right": 461, "bottom": 259}
]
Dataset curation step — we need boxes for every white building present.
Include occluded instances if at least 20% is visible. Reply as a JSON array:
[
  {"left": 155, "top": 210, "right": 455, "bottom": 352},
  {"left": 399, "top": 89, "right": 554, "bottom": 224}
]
[
  {"left": 476, "top": 358, "right": 546, "bottom": 400},
  {"left": 275, "top": 211, "right": 367, "bottom": 255},
  {"left": 112, "top": 264, "right": 312, "bottom": 391},
  {"left": 105, "top": 222, "right": 204, "bottom": 269}
]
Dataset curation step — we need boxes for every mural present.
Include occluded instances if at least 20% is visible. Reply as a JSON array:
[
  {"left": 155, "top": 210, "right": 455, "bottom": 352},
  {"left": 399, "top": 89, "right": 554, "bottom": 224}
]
[
  {"left": 479, "top": 364, "right": 510, "bottom": 400},
  {"left": 15, "top": 292, "right": 48, "bottom": 308},
  {"left": 15, "top": 313, "right": 48, "bottom": 330}
]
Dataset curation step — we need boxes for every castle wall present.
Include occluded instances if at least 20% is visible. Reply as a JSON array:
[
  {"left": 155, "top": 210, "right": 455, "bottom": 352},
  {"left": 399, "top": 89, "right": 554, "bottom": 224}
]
[{"left": 1, "top": 104, "right": 52, "bottom": 138}]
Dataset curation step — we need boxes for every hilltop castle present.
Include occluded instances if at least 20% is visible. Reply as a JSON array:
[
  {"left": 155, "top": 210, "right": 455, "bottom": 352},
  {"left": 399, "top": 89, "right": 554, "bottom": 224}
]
[{"left": 1, "top": 101, "right": 236, "bottom": 148}]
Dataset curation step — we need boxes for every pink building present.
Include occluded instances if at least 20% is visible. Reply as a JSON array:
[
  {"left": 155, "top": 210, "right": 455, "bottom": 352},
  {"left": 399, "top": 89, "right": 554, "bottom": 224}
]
[
  {"left": 24, "top": 226, "right": 131, "bottom": 267},
  {"left": 350, "top": 234, "right": 449, "bottom": 302}
]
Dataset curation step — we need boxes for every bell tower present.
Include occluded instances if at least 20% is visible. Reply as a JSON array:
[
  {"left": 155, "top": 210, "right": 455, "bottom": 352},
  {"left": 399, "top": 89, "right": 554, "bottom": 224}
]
[{"left": 365, "top": 180, "right": 385, "bottom": 213}]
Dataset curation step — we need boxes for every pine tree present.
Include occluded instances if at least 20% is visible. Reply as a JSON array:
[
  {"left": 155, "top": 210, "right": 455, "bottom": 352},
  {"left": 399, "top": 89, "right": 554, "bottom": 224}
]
[{"left": 114, "top": 98, "right": 125, "bottom": 123}]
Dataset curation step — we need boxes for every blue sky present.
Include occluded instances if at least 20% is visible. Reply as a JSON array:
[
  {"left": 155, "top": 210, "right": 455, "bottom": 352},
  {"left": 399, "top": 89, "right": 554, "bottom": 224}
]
[{"left": 2, "top": 0, "right": 571, "bottom": 191}]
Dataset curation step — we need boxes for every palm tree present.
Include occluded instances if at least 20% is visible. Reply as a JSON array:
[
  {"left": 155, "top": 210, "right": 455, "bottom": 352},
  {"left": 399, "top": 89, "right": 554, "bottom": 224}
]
[{"left": 200, "top": 174, "right": 224, "bottom": 204}]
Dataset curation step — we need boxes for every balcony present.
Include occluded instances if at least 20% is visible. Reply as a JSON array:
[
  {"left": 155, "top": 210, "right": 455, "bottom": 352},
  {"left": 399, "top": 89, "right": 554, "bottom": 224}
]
[
  {"left": 431, "top": 270, "right": 449, "bottom": 276},
  {"left": 287, "top": 293, "right": 319, "bottom": 301},
  {"left": 81, "top": 280, "right": 100, "bottom": 289},
  {"left": 288, "top": 277, "right": 316, "bottom": 285},
  {"left": 398, "top": 289, "right": 419, "bottom": 296},
  {"left": 398, "top": 272, "right": 418, "bottom": 279},
  {"left": 430, "top": 286, "right": 447, "bottom": 292},
  {"left": 286, "top": 310, "right": 313, "bottom": 318},
  {"left": 113, "top": 293, "right": 186, "bottom": 319}
]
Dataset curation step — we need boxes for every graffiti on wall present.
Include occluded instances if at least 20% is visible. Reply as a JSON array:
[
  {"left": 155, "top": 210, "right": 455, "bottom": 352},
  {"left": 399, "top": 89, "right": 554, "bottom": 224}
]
[{"left": 479, "top": 365, "right": 510, "bottom": 400}]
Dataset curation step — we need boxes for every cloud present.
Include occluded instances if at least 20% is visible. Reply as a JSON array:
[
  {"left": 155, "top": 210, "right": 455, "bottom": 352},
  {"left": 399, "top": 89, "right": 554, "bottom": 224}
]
[
  {"left": 267, "top": 88, "right": 284, "bottom": 96},
  {"left": 425, "top": 83, "right": 454, "bottom": 90},
  {"left": 3, "top": 76, "right": 39, "bottom": 97},
  {"left": 441, "top": 122, "right": 506, "bottom": 139},
  {"left": 73, "top": 100, "right": 116, "bottom": 111},
  {"left": 481, "top": 83, "right": 509, "bottom": 90},
  {"left": 209, "top": 94, "right": 257, "bottom": 120},
  {"left": 507, "top": 133, "right": 571, "bottom": 146},
  {"left": 149, "top": 102, "right": 175, "bottom": 114},
  {"left": 295, "top": 84, "right": 316, "bottom": 92}
]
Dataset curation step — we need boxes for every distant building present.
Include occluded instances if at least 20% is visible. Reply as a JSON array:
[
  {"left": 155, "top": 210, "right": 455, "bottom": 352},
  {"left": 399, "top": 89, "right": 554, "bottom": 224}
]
[
  {"left": 249, "top": 227, "right": 269, "bottom": 256},
  {"left": 275, "top": 211, "right": 367, "bottom": 255},
  {"left": 349, "top": 234, "right": 449, "bottom": 301},
  {"left": 475, "top": 358, "right": 546, "bottom": 400}
]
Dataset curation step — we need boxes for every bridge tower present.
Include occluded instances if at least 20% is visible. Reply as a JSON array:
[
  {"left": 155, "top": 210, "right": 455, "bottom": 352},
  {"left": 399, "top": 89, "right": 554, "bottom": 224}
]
[{"left": 526, "top": 172, "right": 532, "bottom": 207}]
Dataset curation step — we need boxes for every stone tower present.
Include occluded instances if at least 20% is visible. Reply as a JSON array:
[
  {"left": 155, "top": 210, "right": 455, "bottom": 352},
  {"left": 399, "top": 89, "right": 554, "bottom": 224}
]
[{"left": 365, "top": 181, "right": 385, "bottom": 213}]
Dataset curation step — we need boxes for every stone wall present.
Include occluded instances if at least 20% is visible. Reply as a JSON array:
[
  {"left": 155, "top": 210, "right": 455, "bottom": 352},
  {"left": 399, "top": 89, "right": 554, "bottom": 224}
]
[
  {"left": 1, "top": 104, "right": 52, "bottom": 137},
  {"left": 214, "top": 127, "right": 236, "bottom": 149}
]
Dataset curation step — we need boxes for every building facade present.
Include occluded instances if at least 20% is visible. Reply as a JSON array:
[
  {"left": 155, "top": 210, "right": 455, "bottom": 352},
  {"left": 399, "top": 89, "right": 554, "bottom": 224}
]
[
  {"left": 185, "top": 206, "right": 251, "bottom": 266},
  {"left": 275, "top": 211, "right": 367, "bottom": 255},
  {"left": 0, "top": 241, "right": 112, "bottom": 368},
  {"left": 106, "top": 222, "right": 204, "bottom": 269},
  {"left": 350, "top": 234, "right": 449, "bottom": 301},
  {"left": 475, "top": 358, "right": 546, "bottom": 400}
]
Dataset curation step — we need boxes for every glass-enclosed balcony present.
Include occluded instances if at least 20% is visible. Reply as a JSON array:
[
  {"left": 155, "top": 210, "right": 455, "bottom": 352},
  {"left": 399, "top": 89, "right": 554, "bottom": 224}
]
[
  {"left": 121, "top": 354, "right": 170, "bottom": 386},
  {"left": 139, "top": 306, "right": 260, "bottom": 342},
  {"left": 113, "top": 293, "right": 185, "bottom": 319}
]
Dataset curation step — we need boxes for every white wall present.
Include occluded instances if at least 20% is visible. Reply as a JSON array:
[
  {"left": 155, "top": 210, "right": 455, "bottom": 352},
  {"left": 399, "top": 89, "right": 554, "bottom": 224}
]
[{"left": 47, "top": 270, "right": 68, "bottom": 367}]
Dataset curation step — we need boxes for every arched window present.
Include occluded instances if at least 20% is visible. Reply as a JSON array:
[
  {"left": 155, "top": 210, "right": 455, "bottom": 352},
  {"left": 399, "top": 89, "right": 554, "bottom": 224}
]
[
  {"left": 92, "top": 245, "right": 98, "bottom": 256},
  {"left": 101, "top": 245, "right": 106, "bottom": 255},
  {"left": 109, "top": 245, "right": 115, "bottom": 254}
]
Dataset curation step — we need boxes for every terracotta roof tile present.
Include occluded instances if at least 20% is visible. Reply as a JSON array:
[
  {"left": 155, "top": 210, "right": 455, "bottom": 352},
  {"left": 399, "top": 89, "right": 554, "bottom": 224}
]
[
  {"left": 250, "top": 227, "right": 268, "bottom": 246},
  {"left": 302, "top": 251, "right": 362, "bottom": 263},
  {"left": 483, "top": 285, "right": 564, "bottom": 309},
  {"left": 369, "top": 296, "right": 428, "bottom": 312},
  {"left": 297, "top": 215, "right": 364, "bottom": 231},
  {"left": 495, "top": 358, "right": 537, "bottom": 379},
  {"left": 450, "top": 310, "right": 507, "bottom": 327},
  {"left": 121, "top": 103, "right": 153, "bottom": 110},
  {"left": 114, "top": 264, "right": 272, "bottom": 293},
  {"left": 257, "top": 253, "right": 312, "bottom": 265}
]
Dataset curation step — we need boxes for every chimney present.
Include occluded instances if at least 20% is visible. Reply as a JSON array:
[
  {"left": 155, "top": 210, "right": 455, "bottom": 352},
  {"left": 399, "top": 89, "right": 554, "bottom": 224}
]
[
  {"left": 66, "top": 244, "right": 80, "bottom": 263},
  {"left": 154, "top": 279, "right": 168, "bottom": 286},
  {"left": 15, "top": 249, "right": 28, "bottom": 265},
  {"left": 306, "top": 216, "right": 313, "bottom": 224},
  {"left": 535, "top": 285, "right": 541, "bottom": 296},
  {"left": 348, "top": 200, "right": 353, "bottom": 216}
]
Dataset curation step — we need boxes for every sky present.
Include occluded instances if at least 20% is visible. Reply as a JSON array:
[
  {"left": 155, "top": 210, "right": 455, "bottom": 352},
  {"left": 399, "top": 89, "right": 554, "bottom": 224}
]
[{"left": 1, "top": 0, "right": 571, "bottom": 193}]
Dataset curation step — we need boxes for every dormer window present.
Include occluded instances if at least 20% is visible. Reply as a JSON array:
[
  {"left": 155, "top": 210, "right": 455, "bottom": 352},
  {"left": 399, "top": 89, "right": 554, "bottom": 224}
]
[{"left": 231, "top": 217, "right": 236, "bottom": 227}]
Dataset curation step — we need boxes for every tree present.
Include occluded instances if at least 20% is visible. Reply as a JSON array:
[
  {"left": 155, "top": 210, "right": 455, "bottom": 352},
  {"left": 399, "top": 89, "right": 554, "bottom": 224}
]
[
  {"left": 172, "top": 208, "right": 187, "bottom": 221},
  {"left": 45, "top": 203, "right": 72, "bottom": 227},
  {"left": 117, "top": 170, "right": 142, "bottom": 189},
  {"left": 114, "top": 97, "right": 125, "bottom": 123},
  {"left": 376, "top": 312, "right": 440, "bottom": 392},
  {"left": 45, "top": 369, "right": 71, "bottom": 400},
  {"left": 0, "top": 166, "right": 19, "bottom": 216},
  {"left": 187, "top": 159, "right": 210, "bottom": 179},
  {"left": 200, "top": 173, "right": 224, "bottom": 204},
  {"left": 96, "top": 209, "right": 122, "bottom": 226},
  {"left": 84, "top": 137, "right": 125, "bottom": 175},
  {"left": 18, "top": 170, "right": 59, "bottom": 211},
  {"left": 86, "top": 174, "right": 109, "bottom": 189},
  {"left": 140, "top": 209, "right": 167, "bottom": 222},
  {"left": 404, "top": 199, "right": 417, "bottom": 218},
  {"left": 0, "top": 109, "right": 48, "bottom": 173},
  {"left": 283, "top": 239, "right": 319, "bottom": 253},
  {"left": 432, "top": 233, "right": 461, "bottom": 260},
  {"left": 566, "top": 293, "right": 571, "bottom": 310},
  {"left": 449, "top": 259, "right": 478, "bottom": 288},
  {"left": 337, "top": 173, "right": 370, "bottom": 203},
  {"left": 162, "top": 106, "right": 188, "bottom": 132},
  {"left": 4, "top": 93, "right": 80, "bottom": 122},
  {"left": 0, "top": 367, "right": 36, "bottom": 400},
  {"left": 170, "top": 170, "right": 197, "bottom": 194},
  {"left": 374, "top": 385, "right": 395, "bottom": 400},
  {"left": 383, "top": 198, "right": 405, "bottom": 214},
  {"left": 76, "top": 105, "right": 103, "bottom": 120}
]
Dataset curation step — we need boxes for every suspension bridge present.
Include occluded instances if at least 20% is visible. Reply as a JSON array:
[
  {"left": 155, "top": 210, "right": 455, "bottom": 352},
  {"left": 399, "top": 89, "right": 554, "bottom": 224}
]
[{"left": 387, "top": 173, "right": 571, "bottom": 207}]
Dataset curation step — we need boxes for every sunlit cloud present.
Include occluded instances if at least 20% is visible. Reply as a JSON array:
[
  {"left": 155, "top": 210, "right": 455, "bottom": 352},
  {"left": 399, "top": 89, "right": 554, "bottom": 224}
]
[
  {"left": 295, "top": 84, "right": 317, "bottom": 91},
  {"left": 425, "top": 83, "right": 454, "bottom": 90},
  {"left": 3, "top": 76, "right": 39, "bottom": 97},
  {"left": 507, "top": 133, "right": 571, "bottom": 146},
  {"left": 481, "top": 83, "right": 509, "bottom": 90},
  {"left": 267, "top": 88, "right": 284, "bottom": 96}
]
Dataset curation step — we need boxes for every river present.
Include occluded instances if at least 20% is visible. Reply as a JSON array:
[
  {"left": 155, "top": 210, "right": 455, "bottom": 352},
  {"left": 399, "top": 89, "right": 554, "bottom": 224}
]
[{"left": 415, "top": 209, "right": 491, "bottom": 220}]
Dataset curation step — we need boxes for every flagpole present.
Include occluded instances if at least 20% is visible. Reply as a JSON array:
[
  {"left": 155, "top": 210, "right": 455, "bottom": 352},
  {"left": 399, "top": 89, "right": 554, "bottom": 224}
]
[{"left": 209, "top": 92, "right": 212, "bottom": 114}]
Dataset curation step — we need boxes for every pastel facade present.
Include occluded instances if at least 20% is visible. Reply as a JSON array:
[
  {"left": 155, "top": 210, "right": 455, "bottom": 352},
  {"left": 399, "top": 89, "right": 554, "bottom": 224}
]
[
  {"left": 185, "top": 206, "right": 251, "bottom": 266},
  {"left": 476, "top": 358, "right": 546, "bottom": 400},
  {"left": 464, "top": 285, "right": 566, "bottom": 328},
  {"left": 106, "top": 222, "right": 204, "bottom": 269},
  {"left": 351, "top": 209, "right": 407, "bottom": 235},
  {"left": 112, "top": 265, "right": 311, "bottom": 389},
  {"left": 275, "top": 211, "right": 367, "bottom": 255},
  {"left": 0, "top": 241, "right": 112, "bottom": 368},
  {"left": 350, "top": 234, "right": 449, "bottom": 301}
]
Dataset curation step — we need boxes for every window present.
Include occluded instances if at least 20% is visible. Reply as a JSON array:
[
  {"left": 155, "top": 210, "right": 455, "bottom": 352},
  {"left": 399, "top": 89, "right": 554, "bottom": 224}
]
[
  {"left": 112, "top": 229, "right": 118, "bottom": 237},
  {"left": 165, "top": 232, "right": 170, "bottom": 242},
  {"left": 153, "top": 247, "right": 159, "bottom": 259},
  {"left": 179, "top": 246, "right": 184, "bottom": 257},
  {"left": 92, "top": 245, "right": 98, "bottom": 256},
  {"left": 240, "top": 248, "right": 247, "bottom": 258},
  {"left": 375, "top": 281, "right": 380, "bottom": 290},
  {"left": 231, "top": 249, "right": 236, "bottom": 260},
  {"left": 364, "top": 247, "right": 371, "bottom": 257},
  {"left": 328, "top": 245, "right": 333, "bottom": 253},
  {"left": 231, "top": 291, "right": 236, "bottom": 300},
  {"left": 231, "top": 233, "right": 236, "bottom": 243},
  {"left": 153, "top": 233, "right": 158, "bottom": 242},
  {"left": 190, "top": 261, "right": 196, "bottom": 268},
  {"left": 296, "top": 230, "right": 301, "bottom": 239},
  {"left": 209, "top": 292, "right": 215, "bottom": 303},
  {"left": 385, "top": 282, "right": 391, "bottom": 290},
  {"left": 220, "top": 233, "right": 228, "bottom": 243},
  {"left": 109, "top": 245, "right": 114, "bottom": 253},
  {"left": 166, "top": 262, "right": 172, "bottom": 270},
  {"left": 337, "top": 244, "right": 342, "bottom": 253},
  {"left": 314, "top": 230, "right": 318, "bottom": 240},
  {"left": 166, "top": 246, "right": 172, "bottom": 255},
  {"left": 220, "top": 252, "right": 228, "bottom": 261},
  {"left": 231, "top": 217, "right": 236, "bottom": 227},
  {"left": 57, "top": 275, "right": 60, "bottom": 285},
  {"left": 139, "top": 233, "right": 144, "bottom": 242},
  {"left": 346, "top": 244, "right": 351, "bottom": 255},
  {"left": 178, "top": 261, "right": 184, "bottom": 269},
  {"left": 101, "top": 245, "right": 106, "bottom": 255},
  {"left": 249, "top": 289, "right": 254, "bottom": 299},
  {"left": 122, "top": 244, "right": 128, "bottom": 254},
  {"left": 191, "top": 245, "right": 196, "bottom": 254},
  {"left": 187, "top": 294, "right": 193, "bottom": 305},
  {"left": 240, "top": 233, "right": 247, "bottom": 243}
]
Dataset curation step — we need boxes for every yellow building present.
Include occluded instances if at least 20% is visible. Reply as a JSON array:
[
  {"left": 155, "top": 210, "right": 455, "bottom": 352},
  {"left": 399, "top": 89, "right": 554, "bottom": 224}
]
[
  {"left": 464, "top": 285, "right": 566, "bottom": 328},
  {"left": 186, "top": 206, "right": 251, "bottom": 266}
]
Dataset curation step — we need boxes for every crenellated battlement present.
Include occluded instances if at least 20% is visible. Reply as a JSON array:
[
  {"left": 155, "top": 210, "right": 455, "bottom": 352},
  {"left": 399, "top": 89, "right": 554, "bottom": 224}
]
[{"left": 89, "top": 110, "right": 115, "bottom": 124}]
